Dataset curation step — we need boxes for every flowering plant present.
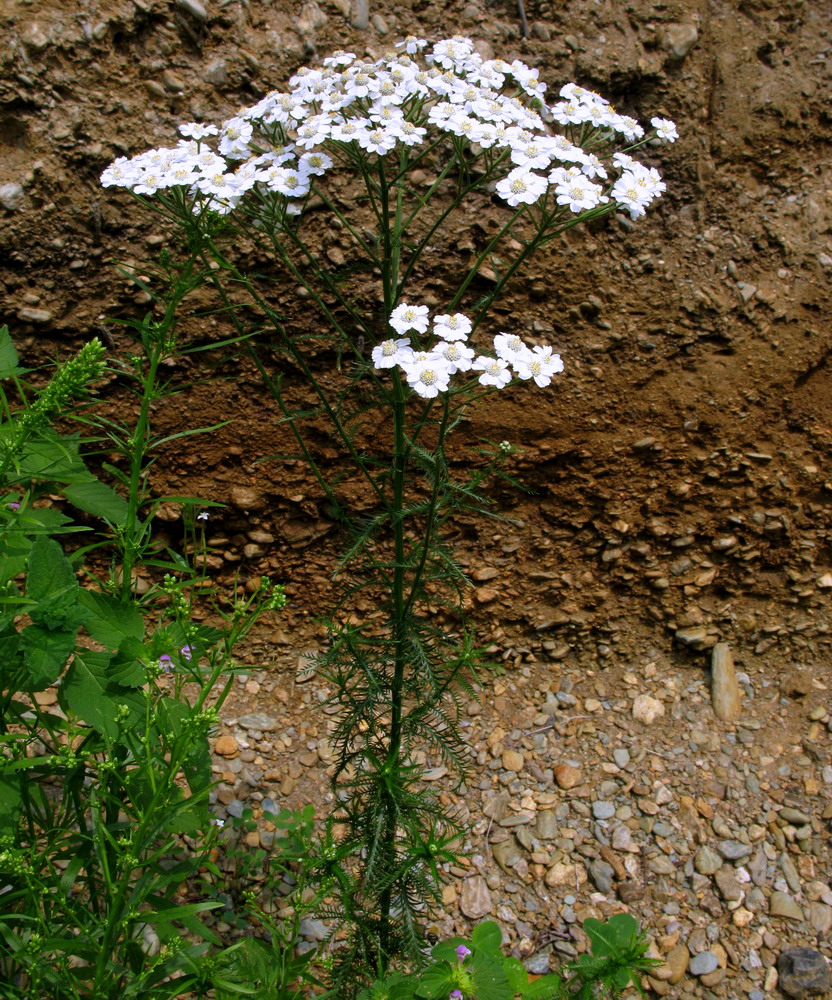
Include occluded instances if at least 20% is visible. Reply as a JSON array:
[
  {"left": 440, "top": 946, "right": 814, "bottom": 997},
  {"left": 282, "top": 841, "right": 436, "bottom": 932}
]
[{"left": 101, "top": 34, "right": 676, "bottom": 989}]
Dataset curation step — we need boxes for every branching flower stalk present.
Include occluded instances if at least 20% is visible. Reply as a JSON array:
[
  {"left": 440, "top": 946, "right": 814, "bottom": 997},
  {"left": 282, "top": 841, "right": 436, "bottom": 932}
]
[{"left": 102, "top": 34, "right": 678, "bottom": 986}]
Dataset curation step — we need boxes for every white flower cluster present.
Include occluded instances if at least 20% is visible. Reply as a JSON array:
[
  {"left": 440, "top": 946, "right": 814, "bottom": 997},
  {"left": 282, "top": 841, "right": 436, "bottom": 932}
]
[
  {"left": 372, "top": 303, "right": 563, "bottom": 399},
  {"left": 101, "top": 36, "right": 677, "bottom": 221}
]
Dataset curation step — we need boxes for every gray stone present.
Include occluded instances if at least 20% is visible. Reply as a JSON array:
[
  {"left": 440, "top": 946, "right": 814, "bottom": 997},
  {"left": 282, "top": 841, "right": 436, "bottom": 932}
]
[
  {"left": 716, "top": 840, "right": 752, "bottom": 861},
  {"left": 238, "top": 712, "right": 278, "bottom": 731},
  {"left": 770, "top": 891, "right": 805, "bottom": 921},
  {"left": 588, "top": 860, "right": 615, "bottom": 894},
  {"left": 714, "top": 867, "right": 743, "bottom": 902},
  {"left": 533, "top": 809, "right": 559, "bottom": 840},
  {"left": 612, "top": 748, "right": 631, "bottom": 768},
  {"left": 689, "top": 951, "right": 719, "bottom": 976},
  {"left": 592, "top": 800, "right": 616, "bottom": 820},
  {"left": 523, "top": 949, "right": 551, "bottom": 975},
  {"left": 225, "top": 799, "right": 244, "bottom": 819},
  {"left": 694, "top": 845, "right": 723, "bottom": 874},
  {"left": 299, "top": 918, "right": 329, "bottom": 941},
  {"left": 492, "top": 838, "right": 523, "bottom": 875},
  {"left": 711, "top": 643, "right": 741, "bottom": 721},
  {"left": 777, "top": 947, "right": 832, "bottom": 998},
  {"left": 175, "top": 0, "right": 208, "bottom": 20},
  {"left": 17, "top": 307, "right": 53, "bottom": 325},
  {"left": 0, "top": 183, "right": 25, "bottom": 212}
]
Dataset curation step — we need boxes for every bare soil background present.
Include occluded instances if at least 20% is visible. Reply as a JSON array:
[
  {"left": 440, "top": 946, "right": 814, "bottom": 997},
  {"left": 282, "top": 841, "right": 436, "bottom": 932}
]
[{"left": 1, "top": 0, "right": 832, "bottom": 996}]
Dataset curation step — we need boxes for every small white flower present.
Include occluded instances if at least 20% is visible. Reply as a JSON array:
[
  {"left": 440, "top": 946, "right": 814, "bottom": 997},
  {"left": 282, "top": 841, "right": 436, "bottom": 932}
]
[
  {"left": 495, "top": 168, "right": 548, "bottom": 207},
  {"left": 401, "top": 355, "right": 452, "bottom": 398},
  {"left": 434, "top": 340, "right": 474, "bottom": 374},
  {"left": 493, "top": 332, "right": 531, "bottom": 363},
  {"left": 473, "top": 355, "right": 512, "bottom": 388},
  {"left": 651, "top": 117, "right": 679, "bottom": 142},
  {"left": 372, "top": 337, "right": 412, "bottom": 369},
  {"left": 433, "top": 313, "right": 472, "bottom": 342},
  {"left": 390, "top": 302, "right": 430, "bottom": 335},
  {"left": 179, "top": 122, "right": 219, "bottom": 140},
  {"left": 512, "top": 345, "right": 564, "bottom": 387}
]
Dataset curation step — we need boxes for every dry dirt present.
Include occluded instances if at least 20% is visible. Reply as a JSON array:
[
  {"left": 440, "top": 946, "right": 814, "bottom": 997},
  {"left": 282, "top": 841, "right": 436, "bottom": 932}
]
[{"left": 2, "top": 0, "right": 832, "bottom": 995}]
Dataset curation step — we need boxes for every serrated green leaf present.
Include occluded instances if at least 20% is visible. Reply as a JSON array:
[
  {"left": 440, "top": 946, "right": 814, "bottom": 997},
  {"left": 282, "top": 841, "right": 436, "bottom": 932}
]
[
  {"left": 78, "top": 589, "right": 144, "bottom": 646},
  {"left": 583, "top": 914, "right": 639, "bottom": 959},
  {"left": 20, "top": 624, "right": 76, "bottom": 689},
  {"left": 61, "top": 650, "right": 146, "bottom": 738},
  {"left": 471, "top": 953, "right": 511, "bottom": 1000},
  {"left": 414, "top": 964, "right": 455, "bottom": 1000},
  {"left": 0, "top": 326, "right": 20, "bottom": 378},
  {"left": 64, "top": 479, "right": 128, "bottom": 525}
]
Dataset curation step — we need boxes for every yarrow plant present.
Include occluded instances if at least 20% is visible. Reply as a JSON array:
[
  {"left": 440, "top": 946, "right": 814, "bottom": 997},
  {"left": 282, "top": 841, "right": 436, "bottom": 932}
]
[{"left": 101, "top": 34, "right": 677, "bottom": 991}]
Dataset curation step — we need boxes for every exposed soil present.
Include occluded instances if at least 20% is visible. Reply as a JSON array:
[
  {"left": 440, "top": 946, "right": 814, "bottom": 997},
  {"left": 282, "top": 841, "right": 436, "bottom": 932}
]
[{"left": 2, "top": 0, "right": 831, "bottom": 995}]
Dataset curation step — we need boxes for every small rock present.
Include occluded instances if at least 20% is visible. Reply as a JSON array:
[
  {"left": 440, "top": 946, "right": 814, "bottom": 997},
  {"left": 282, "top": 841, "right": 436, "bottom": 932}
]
[
  {"left": 592, "top": 801, "right": 616, "bottom": 820},
  {"left": 553, "top": 763, "right": 582, "bottom": 789},
  {"left": 660, "top": 21, "right": 698, "bottom": 60},
  {"left": 459, "top": 876, "right": 492, "bottom": 919},
  {"left": 214, "top": 733, "right": 239, "bottom": 757},
  {"left": 770, "top": 891, "right": 805, "bottom": 921},
  {"left": 666, "top": 944, "right": 690, "bottom": 984},
  {"left": 533, "top": 809, "right": 559, "bottom": 840},
  {"left": 711, "top": 643, "right": 741, "bottom": 721},
  {"left": 714, "top": 867, "right": 744, "bottom": 902},
  {"left": 694, "top": 845, "right": 723, "bottom": 874},
  {"left": 716, "top": 840, "right": 752, "bottom": 861},
  {"left": 17, "top": 307, "right": 54, "bottom": 325},
  {"left": 612, "top": 748, "right": 630, "bottom": 768},
  {"left": 781, "top": 670, "right": 813, "bottom": 698},
  {"left": 777, "top": 947, "right": 832, "bottom": 999},
  {"left": 588, "top": 860, "right": 615, "bottom": 893},
  {"left": 502, "top": 749, "right": 525, "bottom": 772},
  {"left": 203, "top": 59, "right": 228, "bottom": 87},
  {"left": 689, "top": 951, "right": 719, "bottom": 976},
  {"left": 632, "top": 694, "right": 665, "bottom": 724},
  {"left": 237, "top": 712, "right": 277, "bottom": 731},
  {"left": 175, "top": 0, "right": 208, "bottom": 19},
  {"left": 299, "top": 918, "right": 329, "bottom": 942},
  {"left": 0, "top": 183, "right": 25, "bottom": 212}
]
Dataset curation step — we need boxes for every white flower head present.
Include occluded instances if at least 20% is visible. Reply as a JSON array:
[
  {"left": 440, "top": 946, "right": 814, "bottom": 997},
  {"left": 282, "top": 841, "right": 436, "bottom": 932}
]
[
  {"left": 495, "top": 168, "right": 548, "bottom": 207},
  {"left": 372, "top": 337, "right": 412, "bottom": 369},
  {"left": 651, "top": 117, "right": 679, "bottom": 142},
  {"left": 513, "top": 345, "right": 564, "bottom": 387},
  {"left": 493, "top": 332, "right": 531, "bottom": 363},
  {"left": 390, "top": 302, "right": 430, "bottom": 335},
  {"left": 433, "top": 313, "right": 472, "bottom": 342},
  {"left": 473, "top": 355, "right": 512, "bottom": 388},
  {"left": 179, "top": 122, "right": 219, "bottom": 140},
  {"left": 401, "top": 354, "right": 452, "bottom": 398}
]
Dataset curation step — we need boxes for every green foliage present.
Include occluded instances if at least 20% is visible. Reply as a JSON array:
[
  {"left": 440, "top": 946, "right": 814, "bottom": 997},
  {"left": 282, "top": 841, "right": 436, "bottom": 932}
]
[
  {"left": 0, "top": 319, "right": 310, "bottom": 998},
  {"left": 362, "top": 915, "right": 658, "bottom": 1000}
]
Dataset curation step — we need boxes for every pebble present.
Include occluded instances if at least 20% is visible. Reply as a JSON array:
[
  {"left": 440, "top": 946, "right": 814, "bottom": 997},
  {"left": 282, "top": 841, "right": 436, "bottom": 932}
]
[
  {"left": 553, "top": 763, "right": 582, "bottom": 789},
  {"left": 689, "top": 950, "right": 719, "bottom": 976},
  {"left": 17, "top": 307, "right": 54, "bottom": 324},
  {"left": 694, "top": 845, "right": 723, "bottom": 873},
  {"left": 175, "top": 0, "right": 208, "bottom": 20},
  {"left": 777, "top": 947, "right": 832, "bottom": 999},
  {"left": 717, "top": 840, "right": 752, "bottom": 861},
  {"left": 214, "top": 734, "right": 239, "bottom": 757},
  {"left": 459, "top": 876, "right": 492, "bottom": 919},
  {"left": 592, "top": 801, "right": 616, "bottom": 820},
  {"left": 632, "top": 694, "right": 665, "bottom": 724},
  {"left": 660, "top": 21, "right": 699, "bottom": 60},
  {"left": 237, "top": 712, "right": 277, "bottom": 731},
  {"left": 502, "top": 749, "right": 525, "bottom": 772},
  {"left": 0, "top": 183, "right": 24, "bottom": 212},
  {"left": 711, "top": 643, "right": 741, "bottom": 721},
  {"left": 588, "top": 859, "right": 615, "bottom": 893},
  {"left": 770, "top": 890, "right": 805, "bottom": 921}
]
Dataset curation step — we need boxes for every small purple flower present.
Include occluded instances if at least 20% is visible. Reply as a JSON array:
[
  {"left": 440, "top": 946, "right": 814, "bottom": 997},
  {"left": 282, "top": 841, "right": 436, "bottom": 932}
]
[
  {"left": 7, "top": 502, "right": 20, "bottom": 510},
  {"left": 180, "top": 645, "right": 194, "bottom": 661},
  {"left": 450, "top": 991, "right": 464, "bottom": 1000},
  {"left": 197, "top": 511, "right": 209, "bottom": 521},
  {"left": 158, "top": 654, "right": 173, "bottom": 673},
  {"left": 455, "top": 945, "right": 471, "bottom": 960}
]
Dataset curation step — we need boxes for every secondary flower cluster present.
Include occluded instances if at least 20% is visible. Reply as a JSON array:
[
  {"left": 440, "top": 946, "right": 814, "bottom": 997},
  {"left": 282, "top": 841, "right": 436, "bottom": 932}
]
[
  {"left": 372, "top": 303, "right": 563, "bottom": 399},
  {"left": 101, "top": 35, "right": 676, "bottom": 222}
]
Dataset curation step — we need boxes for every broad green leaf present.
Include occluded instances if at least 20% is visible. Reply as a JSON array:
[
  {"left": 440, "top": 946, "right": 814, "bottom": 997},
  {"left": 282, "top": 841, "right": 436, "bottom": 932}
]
[
  {"left": 78, "top": 589, "right": 144, "bottom": 646},
  {"left": 61, "top": 650, "right": 146, "bottom": 738},
  {"left": 432, "top": 938, "right": 471, "bottom": 962},
  {"left": 521, "top": 973, "right": 564, "bottom": 1000},
  {"left": 20, "top": 624, "right": 76, "bottom": 689},
  {"left": 472, "top": 921, "right": 503, "bottom": 955},
  {"left": 64, "top": 479, "right": 129, "bottom": 525},
  {"left": 503, "top": 956, "right": 529, "bottom": 993},
  {"left": 26, "top": 536, "right": 83, "bottom": 631},
  {"left": 471, "top": 953, "right": 511, "bottom": 1000},
  {"left": 109, "top": 636, "right": 149, "bottom": 686},
  {"left": 413, "top": 964, "right": 455, "bottom": 1000},
  {"left": 583, "top": 913, "right": 639, "bottom": 958},
  {"left": 0, "top": 326, "right": 20, "bottom": 378},
  {"left": 0, "top": 773, "right": 22, "bottom": 839}
]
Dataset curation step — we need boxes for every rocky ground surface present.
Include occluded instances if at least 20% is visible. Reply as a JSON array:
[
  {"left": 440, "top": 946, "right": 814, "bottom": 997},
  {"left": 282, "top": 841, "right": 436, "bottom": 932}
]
[{"left": 2, "top": 0, "right": 832, "bottom": 996}]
